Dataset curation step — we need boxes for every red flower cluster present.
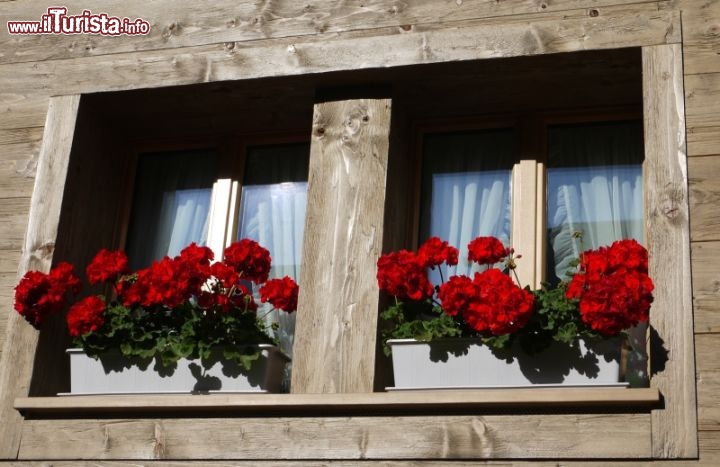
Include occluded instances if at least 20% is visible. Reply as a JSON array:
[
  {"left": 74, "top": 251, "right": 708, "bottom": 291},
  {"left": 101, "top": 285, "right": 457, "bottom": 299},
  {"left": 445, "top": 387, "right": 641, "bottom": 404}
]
[
  {"left": 67, "top": 295, "right": 106, "bottom": 337},
  {"left": 438, "top": 269, "right": 534, "bottom": 335},
  {"left": 467, "top": 236, "right": 510, "bottom": 265},
  {"left": 86, "top": 249, "right": 129, "bottom": 285},
  {"left": 378, "top": 236, "right": 533, "bottom": 336},
  {"left": 260, "top": 276, "right": 299, "bottom": 312},
  {"left": 223, "top": 239, "right": 271, "bottom": 284},
  {"left": 118, "top": 243, "right": 215, "bottom": 309},
  {"left": 377, "top": 249, "right": 434, "bottom": 302},
  {"left": 417, "top": 237, "right": 459, "bottom": 268},
  {"left": 566, "top": 239, "right": 654, "bottom": 335},
  {"left": 14, "top": 263, "right": 81, "bottom": 328},
  {"left": 15, "top": 240, "right": 300, "bottom": 339}
]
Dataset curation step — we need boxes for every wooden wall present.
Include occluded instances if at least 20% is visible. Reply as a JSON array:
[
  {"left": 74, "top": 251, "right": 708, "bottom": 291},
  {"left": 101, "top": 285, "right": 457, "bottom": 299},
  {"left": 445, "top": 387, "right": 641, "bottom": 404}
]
[{"left": 0, "top": 0, "right": 718, "bottom": 464}]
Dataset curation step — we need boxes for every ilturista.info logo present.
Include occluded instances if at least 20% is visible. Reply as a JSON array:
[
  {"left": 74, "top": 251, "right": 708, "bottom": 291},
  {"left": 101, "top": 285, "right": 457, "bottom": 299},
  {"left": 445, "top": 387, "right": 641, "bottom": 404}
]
[{"left": 7, "top": 7, "right": 150, "bottom": 35}]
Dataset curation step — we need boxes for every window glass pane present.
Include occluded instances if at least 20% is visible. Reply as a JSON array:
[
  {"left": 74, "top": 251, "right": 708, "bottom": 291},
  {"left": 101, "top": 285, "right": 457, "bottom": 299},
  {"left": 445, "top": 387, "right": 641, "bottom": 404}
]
[
  {"left": 546, "top": 120, "right": 644, "bottom": 282},
  {"left": 546, "top": 120, "right": 646, "bottom": 387},
  {"left": 420, "top": 129, "right": 514, "bottom": 279},
  {"left": 237, "top": 142, "right": 310, "bottom": 362},
  {"left": 125, "top": 149, "right": 218, "bottom": 270}
]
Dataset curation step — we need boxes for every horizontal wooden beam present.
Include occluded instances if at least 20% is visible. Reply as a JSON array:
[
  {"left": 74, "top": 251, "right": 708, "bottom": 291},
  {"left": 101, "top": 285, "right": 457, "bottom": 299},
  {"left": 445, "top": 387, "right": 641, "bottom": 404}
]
[
  {"left": 14, "top": 387, "right": 660, "bottom": 416},
  {"left": 18, "top": 412, "right": 653, "bottom": 459},
  {"left": 0, "top": 4, "right": 679, "bottom": 96},
  {"left": 0, "top": 0, "right": 664, "bottom": 66}
]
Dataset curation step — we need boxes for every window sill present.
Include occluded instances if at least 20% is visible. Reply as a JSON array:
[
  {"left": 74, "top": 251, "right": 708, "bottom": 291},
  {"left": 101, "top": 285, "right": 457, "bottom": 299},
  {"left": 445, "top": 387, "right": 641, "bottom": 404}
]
[{"left": 15, "top": 387, "right": 660, "bottom": 417}]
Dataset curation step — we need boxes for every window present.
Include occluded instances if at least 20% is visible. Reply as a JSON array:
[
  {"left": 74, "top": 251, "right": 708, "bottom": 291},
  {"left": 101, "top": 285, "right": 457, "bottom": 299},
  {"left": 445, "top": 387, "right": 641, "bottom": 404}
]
[
  {"left": 123, "top": 140, "right": 310, "bottom": 362},
  {"left": 415, "top": 116, "right": 644, "bottom": 284}
]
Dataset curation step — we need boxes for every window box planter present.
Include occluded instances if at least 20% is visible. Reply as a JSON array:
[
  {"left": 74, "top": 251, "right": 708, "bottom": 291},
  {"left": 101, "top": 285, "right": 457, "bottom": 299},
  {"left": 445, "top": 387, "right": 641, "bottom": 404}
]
[
  {"left": 66, "top": 345, "right": 290, "bottom": 395},
  {"left": 386, "top": 338, "right": 623, "bottom": 390}
]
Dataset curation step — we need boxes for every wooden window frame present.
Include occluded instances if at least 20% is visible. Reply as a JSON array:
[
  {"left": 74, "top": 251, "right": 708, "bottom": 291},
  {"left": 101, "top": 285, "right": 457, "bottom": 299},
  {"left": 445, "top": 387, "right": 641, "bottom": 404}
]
[{"left": 1, "top": 44, "right": 696, "bottom": 461}]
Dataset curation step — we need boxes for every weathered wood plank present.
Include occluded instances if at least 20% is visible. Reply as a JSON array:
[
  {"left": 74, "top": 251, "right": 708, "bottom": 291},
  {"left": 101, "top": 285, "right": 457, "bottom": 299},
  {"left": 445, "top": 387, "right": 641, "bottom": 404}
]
[
  {"left": 679, "top": 0, "right": 720, "bottom": 75},
  {"left": 0, "top": 5, "right": 680, "bottom": 96},
  {"left": 0, "top": 250, "right": 21, "bottom": 273},
  {"left": 643, "top": 44, "right": 698, "bottom": 458},
  {"left": 0, "top": 95, "right": 80, "bottom": 458},
  {"left": 0, "top": 94, "right": 48, "bottom": 130},
  {"left": 695, "top": 334, "right": 720, "bottom": 431},
  {"left": 685, "top": 73, "right": 720, "bottom": 130},
  {"left": 691, "top": 241, "right": 720, "bottom": 327},
  {"left": 0, "top": 140, "right": 41, "bottom": 199},
  {"left": 687, "top": 125, "right": 720, "bottom": 157},
  {"left": 689, "top": 155, "right": 720, "bottom": 242},
  {"left": 291, "top": 98, "right": 390, "bottom": 393},
  {"left": 0, "top": 198, "right": 30, "bottom": 250},
  {"left": 0, "top": 127, "right": 43, "bottom": 146},
  {"left": 0, "top": 0, "right": 664, "bottom": 66},
  {"left": 17, "top": 414, "right": 652, "bottom": 460}
]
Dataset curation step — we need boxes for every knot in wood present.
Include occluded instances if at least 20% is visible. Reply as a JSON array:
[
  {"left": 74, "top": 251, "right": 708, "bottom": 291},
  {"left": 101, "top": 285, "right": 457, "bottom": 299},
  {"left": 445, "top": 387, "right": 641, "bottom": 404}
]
[{"left": 589, "top": 9, "right": 600, "bottom": 17}]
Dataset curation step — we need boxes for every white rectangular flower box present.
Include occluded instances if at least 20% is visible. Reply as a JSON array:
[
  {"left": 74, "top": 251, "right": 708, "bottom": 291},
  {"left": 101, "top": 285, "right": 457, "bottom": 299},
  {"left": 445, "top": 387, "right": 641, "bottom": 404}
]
[
  {"left": 66, "top": 345, "right": 289, "bottom": 394},
  {"left": 387, "top": 338, "right": 622, "bottom": 390}
]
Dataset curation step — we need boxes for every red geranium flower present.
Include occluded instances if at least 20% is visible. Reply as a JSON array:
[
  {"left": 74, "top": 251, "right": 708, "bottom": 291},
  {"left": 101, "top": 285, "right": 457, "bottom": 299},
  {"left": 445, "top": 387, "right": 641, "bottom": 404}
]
[
  {"left": 260, "top": 276, "right": 299, "bottom": 312},
  {"left": 86, "top": 249, "right": 129, "bottom": 285},
  {"left": 377, "top": 250, "right": 434, "bottom": 301},
  {"left": 14, "top": 262, "right": 80, "bottom": 328},
  {"left": 417, "top": 237, "right": 459, "bottom": 268},
  {"left": 223, "top": 239, "right": 272, "bottom": 284},
  {"left": 467, "top": 236, "right": 510, "bottom": 265},
  {"left": 460, "top": 269, "right": 534, "bottom": 335},
  {"left": 67, "top": 295, "right": 106, "bottom": 337},
  {"left": 437, "top": 275, "right": 474, "bottom": 317},
  {"left": 566, "top": 239, "right": 654, "bottom": 335}
]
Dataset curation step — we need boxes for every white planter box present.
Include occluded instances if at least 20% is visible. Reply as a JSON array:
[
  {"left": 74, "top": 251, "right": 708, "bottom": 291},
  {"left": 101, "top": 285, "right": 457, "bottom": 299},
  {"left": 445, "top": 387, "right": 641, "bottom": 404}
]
[
  {"left": 387, "top": 338, "right": 622, "bottom": 390},
  {"left": 66, "top": 345, "right": 289, "bottom": 394}
]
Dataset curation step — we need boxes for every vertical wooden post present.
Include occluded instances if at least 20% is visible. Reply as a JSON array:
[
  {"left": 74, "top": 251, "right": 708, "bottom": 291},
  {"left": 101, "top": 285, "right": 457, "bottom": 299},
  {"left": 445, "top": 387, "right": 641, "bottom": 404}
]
[
  {"left": 511, "top": 160, "right": 541, "bottom": 288},
  {"left": 291, "top": 98, "right": 391, "bottom": 393},
  {"left": 0, "top": 95, "right": 80, "bottom": 457},
  {"left": 643, "top": 44, "right": 698, "bottom": 458}
]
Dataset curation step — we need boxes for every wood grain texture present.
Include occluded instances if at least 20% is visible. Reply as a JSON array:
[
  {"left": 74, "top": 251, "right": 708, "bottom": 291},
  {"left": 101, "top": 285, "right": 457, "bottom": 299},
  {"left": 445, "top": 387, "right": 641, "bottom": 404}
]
[
  {"left": 0, "top": 198, "right": 30, "bottom": 250},
  {"left": 643, "top": 44, "right": 698, "bottom": 458},
  {"left": 17, "top": 414, "right": 652, "bottom": 460},
  {"left": 0, "top": 94, "right": 48, "bottom": 130},
  {"left": 291, "top": 99, "right": 390, "bottom": 394},
  {"left": 696, "top": 334, "right": 720, "bottom": 431},
  {"left": 687, "top": 125, "right": 720, "bottom": 157},
  {"left": 685, "top": 73, "right": 720, "bottom": 129},
  {"left": 691, "top": 241, "right": 720, "bottom": 334},
  {"left": 0, "top": 127, "right": 42, "bottom": 146},
  {"left": 0, "top": 0, "right": 663, "bottom": 66},
  {"left": 688, "top": 155, "right": 720, "bottom": 242},
  {"left": 0, "top": 4, "right": 679, "bottom": 96},
  {"left": 679, "top": 0, "right": 720, "bottom": 75},
  {"left": 0, "top": 140, "right": 41, "bottom": 199},
  {"left": 0, "top": 95, "right": 80, "bottom": 458}
]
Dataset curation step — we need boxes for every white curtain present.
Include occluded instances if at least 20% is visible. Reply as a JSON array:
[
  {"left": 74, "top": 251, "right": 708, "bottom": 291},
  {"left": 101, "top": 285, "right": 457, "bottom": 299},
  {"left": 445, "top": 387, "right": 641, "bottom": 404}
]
[
  {"left": 238, "top": 182, "right": 307, "bottom": 358},
  {"left": 546, "top": 122, "right": 644, "bottom": 281},
  {"left": 125, "top": 150, "right": 217, "bottom": 269},
  {"left": 237, "top": 143, "right": 310, "bottom": 360},
  {"left": 421, "top": 129, "right": 514, "bottom": 283}
]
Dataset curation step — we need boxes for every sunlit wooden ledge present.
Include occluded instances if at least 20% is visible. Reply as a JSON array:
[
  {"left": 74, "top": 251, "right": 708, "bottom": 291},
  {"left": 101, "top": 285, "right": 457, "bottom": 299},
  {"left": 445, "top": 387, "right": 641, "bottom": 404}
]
[{"left": 15, "top": 387, "right": 660, "bottom": 416}]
